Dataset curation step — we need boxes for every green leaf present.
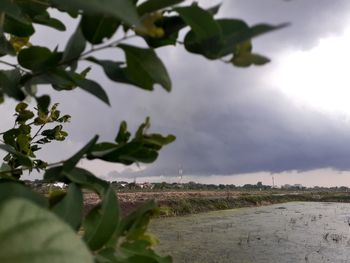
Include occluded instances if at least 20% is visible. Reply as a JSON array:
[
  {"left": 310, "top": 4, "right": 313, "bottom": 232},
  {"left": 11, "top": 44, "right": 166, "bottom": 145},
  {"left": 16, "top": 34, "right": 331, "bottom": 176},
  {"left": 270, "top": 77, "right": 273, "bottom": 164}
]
[
  {"left": 30, "top": 68, "right": 77, "bottom": 90},
  {"left": 137, "top": 0, "right": 184, "bottom": 16},
  {"left": 142, "top": 134, "right": 176, "bottom": 147},
  {"left": 88, "top": 141, "right": 159, "bottom": 164},
  {"left": 57, "top": 115, "right": 71, "bottom": 123},
  {"left": 36, "top": 94, "right": 51, "bottom": 114},
  {"left": 230, "top": 40, "right": 270, "bottom": 67},
  {"left": 121, "top": 241, "right": 172, "bottom": 263},
  {"left": 175, "top": 5, "right": 222, "bottom": 43},
  {"left": 64, "top": 167, "right": 109, "bottom": 195},
  {"left": 3, "top": 128, "right": 19, "bottom": 147},
  {"left": 62, "top": 26, "right": 86, "bottom": 63},
  {"left": 28, "top": 68, "right": 90, "bottom": 92},
  {"left": 83, "top": 186, "right": 119, "bottom": 250},
  {"left": 232, "top": 53, "right": 270, "bottom": 67},
  {"left": 0, "top": 182, "right": 47, "bottom": 207},
  {"left": 118, "top": 44, "right": 171, "bottom": 91},
  {"left": 217, "top": 20, "right": 287, "bottom": 57},
  {"left": 98, "top": 244, "right": 172, "bottom": 263},
  {"left": 0, "top": 0, "right": 31, "bottom": 24},
  {"left": 0, "top": 69, "right": 25, "bottom": 101},
  {"left": 184, "top": 19, "right": 287, "bottom": 60},
  {"left": 88, "top": 118, "right": 174, "bottom": 165},
  {"left": 0, "top": 198, "right": 94, "bottom": 263},
  {"left": 63, "top": 135, "right": 98, "bottom": 171},
  {"left": 15, "top": 134, "right": 31, "bottom": 155},
  {"left": 143, "top": 16, "right": 186, "bottom": 48},
  {"left": 16, "top": 109, "right": 34, "bottom": 124},
  {"left": 15, "top": 0, "right": 48, "bottom": 19},
  {"left": 51, "top": 0, "right": 141, "bottom": 27},
  {"left": 4, "top": 16, "right": 35, "bottom": 37},
  {"left": 51, "top": 109, "right": 61, "bottom": 121},
  {"left": 118, "top": 200, "right": 157, "bottom": 237},
  {"left": 48, "top": 189, "right": 66, "bottom": 207},
  {"left": 43, "top": 166, "right": 67, "bottom": 183},
  {"left": 115, "top": 121, "right": 131, "bottom": 144},
  {"left": 86, "top": 57, "right": 131, "bottom": 84},
  {"left": 18, "top": 46, "right": 62, "bottom": 72},
  {"left": 81, "top": 15, "right": 120, "bottom": 44},
  {"left": 0, "top": 144, "right": 32, "bottom": 167},
  {"left": 40, "top": 125, "right": 68, "bottom": 141},
  {"left": 89, "top": 142, "right": 117, "bottom": 153},
  {"left": 45, "top": 166, "right": 109, "bottom": 196},
  {"left": 15, "top": 102, "right": 28, "bottom": 112},
  {"left": 0, "top": 34, "right": 16, "bottom": 56},
  {"left": 18, "top": 124, "right": 31, "bottom": 135},
  {"left": 206, "top": 3, "right": 222, "bottom": 15},
  {"left": 32, "top": 12, "right": 66, "bottom": 31},
  {"left": 246, "top": 23, "right": 289, "bottom": 40},
  {"left": 76, "top": 78, "right": 110, "bottom": 106},
  {"left": 52, "top": 183, "right": 83, "bottom": 230},
  {"left": 135, "top": 117, "right": 150, "bottom": 138},
  {"left": 177, "top": 5, "right": 224, "bottom": 59}
]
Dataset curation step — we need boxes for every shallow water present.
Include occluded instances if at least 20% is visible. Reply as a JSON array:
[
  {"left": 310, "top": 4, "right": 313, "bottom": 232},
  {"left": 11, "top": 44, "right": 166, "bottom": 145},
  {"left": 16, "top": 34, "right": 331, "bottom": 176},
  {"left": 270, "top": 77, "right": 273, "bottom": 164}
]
[{"left": 150, "top": 202, "right": 350, "bottom": 263}]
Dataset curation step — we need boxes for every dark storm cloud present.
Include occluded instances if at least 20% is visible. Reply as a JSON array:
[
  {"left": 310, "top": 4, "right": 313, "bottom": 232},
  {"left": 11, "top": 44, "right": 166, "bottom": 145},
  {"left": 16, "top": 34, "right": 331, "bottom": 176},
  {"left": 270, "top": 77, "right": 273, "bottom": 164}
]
[
  {"left": 222, "top": 0, "right": 350, "bottom": 50},
  {"left": 110, "top": 63, "right": 350, "bottom": 178}
]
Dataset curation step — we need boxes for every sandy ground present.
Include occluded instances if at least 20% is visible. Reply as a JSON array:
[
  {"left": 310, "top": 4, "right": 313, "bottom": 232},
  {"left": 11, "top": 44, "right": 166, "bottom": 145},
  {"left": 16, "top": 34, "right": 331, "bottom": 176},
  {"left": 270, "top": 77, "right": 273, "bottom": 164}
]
[
  {"left": 84, "top": 190, "right": 242, "bottom": 203},
  {"left": 83, "top": 190, "right": 243, "bottom": 215}
]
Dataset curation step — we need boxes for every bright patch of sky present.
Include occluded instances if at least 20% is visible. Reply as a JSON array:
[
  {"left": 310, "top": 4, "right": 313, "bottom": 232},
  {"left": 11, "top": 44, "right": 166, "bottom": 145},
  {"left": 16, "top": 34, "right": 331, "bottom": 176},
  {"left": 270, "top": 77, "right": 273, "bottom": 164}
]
[{"left": 271, "top": 27, "right": 350, "bottom": 118}]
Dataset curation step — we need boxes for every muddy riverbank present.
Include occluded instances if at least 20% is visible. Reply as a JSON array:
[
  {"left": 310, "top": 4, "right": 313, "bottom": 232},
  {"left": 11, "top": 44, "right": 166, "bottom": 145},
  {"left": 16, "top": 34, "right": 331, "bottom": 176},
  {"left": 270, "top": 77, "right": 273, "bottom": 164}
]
[{"left": 82, "top": 191, "right": 350, "bottom": 216}]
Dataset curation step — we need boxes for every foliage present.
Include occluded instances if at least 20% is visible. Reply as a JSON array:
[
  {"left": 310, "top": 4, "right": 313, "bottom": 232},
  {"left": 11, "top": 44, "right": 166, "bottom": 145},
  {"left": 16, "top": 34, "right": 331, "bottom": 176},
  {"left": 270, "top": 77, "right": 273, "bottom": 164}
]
[
  {"left": 0, "top": 1, "right": 283, "bottom": 262},
  {"left": 0, "top": 100, "right": 70, "bottom": 178}
]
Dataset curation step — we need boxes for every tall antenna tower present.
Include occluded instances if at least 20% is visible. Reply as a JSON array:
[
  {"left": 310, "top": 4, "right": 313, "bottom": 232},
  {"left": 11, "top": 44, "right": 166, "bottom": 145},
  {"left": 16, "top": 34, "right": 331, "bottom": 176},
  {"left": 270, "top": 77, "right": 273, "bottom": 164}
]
[{"left": 178, "top": 164, "right": 183, "bottom": 184}]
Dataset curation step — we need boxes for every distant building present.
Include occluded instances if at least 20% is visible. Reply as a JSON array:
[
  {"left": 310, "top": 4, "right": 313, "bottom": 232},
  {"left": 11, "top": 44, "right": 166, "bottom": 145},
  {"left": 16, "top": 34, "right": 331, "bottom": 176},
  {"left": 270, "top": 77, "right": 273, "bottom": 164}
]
[
  {"left": 281, "top": 184, "right": 304, "bottom": 190},
  {"left": 281, "top": 184, "right": 291, "bottom": 189},
  {"left": 137, "top": 182, "right": 154, "bottom": 189},
  {"left": 53, "top": 182, "right": 66, "bottom": 189}
]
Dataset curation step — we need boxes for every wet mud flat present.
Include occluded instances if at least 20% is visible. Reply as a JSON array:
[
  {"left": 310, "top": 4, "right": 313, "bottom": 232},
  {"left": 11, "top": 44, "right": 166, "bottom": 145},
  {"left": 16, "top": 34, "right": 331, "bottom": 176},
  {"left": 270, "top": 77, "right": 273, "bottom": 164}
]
[{"left": 150, "top": 202, "right": 350, "bottom": 263}]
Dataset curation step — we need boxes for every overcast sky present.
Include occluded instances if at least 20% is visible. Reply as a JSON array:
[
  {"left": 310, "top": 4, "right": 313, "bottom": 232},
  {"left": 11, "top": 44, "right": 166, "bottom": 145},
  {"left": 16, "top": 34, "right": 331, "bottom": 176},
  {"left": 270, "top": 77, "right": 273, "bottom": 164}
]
[{"left": 2, "top": 0, "right": 350, "bottom": 186}]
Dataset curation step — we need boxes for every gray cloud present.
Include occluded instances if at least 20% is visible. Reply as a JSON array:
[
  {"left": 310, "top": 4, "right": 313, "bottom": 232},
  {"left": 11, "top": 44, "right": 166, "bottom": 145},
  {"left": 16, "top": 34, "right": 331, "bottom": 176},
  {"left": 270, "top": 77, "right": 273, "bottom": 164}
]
[{"left": 112, "top": 71, "right": 350, "bottom": 178}]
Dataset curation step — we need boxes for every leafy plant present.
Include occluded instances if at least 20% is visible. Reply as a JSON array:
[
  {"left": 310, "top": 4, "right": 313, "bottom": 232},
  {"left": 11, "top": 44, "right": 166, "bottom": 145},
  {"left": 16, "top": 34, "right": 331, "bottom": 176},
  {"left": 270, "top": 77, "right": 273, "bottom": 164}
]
[{"left": 0, "top": 1, "right": 283, "bottom": 262}]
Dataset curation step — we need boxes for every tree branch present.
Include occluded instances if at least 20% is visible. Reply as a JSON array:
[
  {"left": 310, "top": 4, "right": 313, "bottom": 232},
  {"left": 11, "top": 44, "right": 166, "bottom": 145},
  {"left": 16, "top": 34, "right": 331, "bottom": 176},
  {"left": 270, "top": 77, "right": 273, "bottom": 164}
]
[
  {"left": 0, "top": 60, "right": 18, "bottom": 69},
  {"left": 81, "top": 34, "right": 137, "bottom": 58},
  {"left": 30, "top": 124, "right": 46, "bottom": 142},
  {"left": 28, "top": 34, "right": 137, "bottom": 80}
]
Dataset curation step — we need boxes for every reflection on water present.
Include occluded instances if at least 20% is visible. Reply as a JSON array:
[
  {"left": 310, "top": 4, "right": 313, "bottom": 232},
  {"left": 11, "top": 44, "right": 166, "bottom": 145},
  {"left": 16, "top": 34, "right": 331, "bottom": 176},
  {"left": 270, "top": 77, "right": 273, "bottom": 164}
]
[{"left": 150, "top": 202, "right": 350, "bottom": 263}]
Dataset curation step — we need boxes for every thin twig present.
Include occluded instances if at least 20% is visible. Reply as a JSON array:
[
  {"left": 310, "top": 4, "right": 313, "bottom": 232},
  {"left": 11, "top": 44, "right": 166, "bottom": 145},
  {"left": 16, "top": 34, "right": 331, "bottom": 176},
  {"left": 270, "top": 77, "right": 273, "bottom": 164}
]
[
  {"left": 0, "top": 60, "right": 18, "bottom": 68},
  {"left": 28, "top": 34, "right": 137, "bottom": 80},
  {"left": 80, "top": 34, "right": 138, "bottom": 59},
  {"left": 0, "top": 60, "right": 29, "bottom": 74},
  {"left": 30, "top": 124, "right": 46, "bottom": 142}
]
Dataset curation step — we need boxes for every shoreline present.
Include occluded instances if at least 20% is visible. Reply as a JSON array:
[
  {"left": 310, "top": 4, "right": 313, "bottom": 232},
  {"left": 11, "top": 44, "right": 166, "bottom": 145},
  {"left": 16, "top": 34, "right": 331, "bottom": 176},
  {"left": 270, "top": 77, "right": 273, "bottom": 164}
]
[{"left": 114, "top": 191, "right": 350, "bottom": 217}]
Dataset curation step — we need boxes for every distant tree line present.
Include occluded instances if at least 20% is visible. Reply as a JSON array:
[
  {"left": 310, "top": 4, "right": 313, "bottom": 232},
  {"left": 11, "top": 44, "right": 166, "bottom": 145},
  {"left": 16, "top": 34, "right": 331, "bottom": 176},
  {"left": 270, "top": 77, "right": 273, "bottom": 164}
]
[{"left": 26, "top": 179, "right": 350, "bottom": 192}]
